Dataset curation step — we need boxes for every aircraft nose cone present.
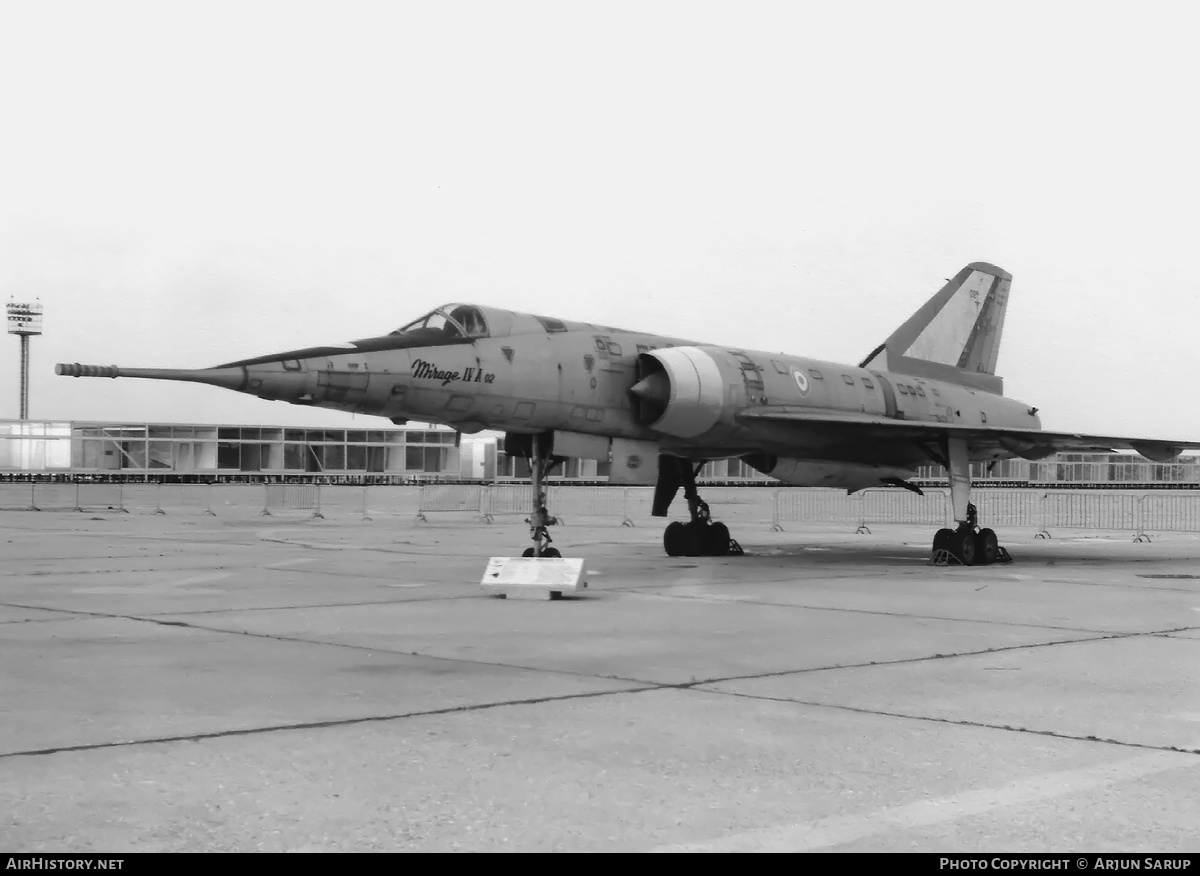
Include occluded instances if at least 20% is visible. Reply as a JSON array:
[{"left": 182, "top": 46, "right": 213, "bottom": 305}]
[{"left": 630, "top": 371, "right": 670, "bottom": 404}]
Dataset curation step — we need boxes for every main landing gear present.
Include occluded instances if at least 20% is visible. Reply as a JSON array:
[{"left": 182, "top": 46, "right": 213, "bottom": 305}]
[
  {"left": 931, "top": 503, "right": 1011, "bottom": 566},
  {"left": 659, "top": 458, "right": 743, "bottom": 558}
]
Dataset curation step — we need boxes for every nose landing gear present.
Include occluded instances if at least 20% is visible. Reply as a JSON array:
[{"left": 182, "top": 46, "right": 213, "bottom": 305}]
[
  {"left": 513, "top": 433, "right": 564, "bottom": 559},
  {"left": 522, "top": 490, "right": 562, "bottom": 559}
]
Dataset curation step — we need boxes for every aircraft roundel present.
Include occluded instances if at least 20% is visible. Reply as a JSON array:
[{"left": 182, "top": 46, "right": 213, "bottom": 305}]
[{"left": 793, "top": 369, "right": 809, "bottom": 395}]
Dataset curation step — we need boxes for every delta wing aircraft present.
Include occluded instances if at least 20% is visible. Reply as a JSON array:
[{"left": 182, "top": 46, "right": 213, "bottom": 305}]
[{"left": 57, "top": 263, "right": 1200, "bottom": 565}]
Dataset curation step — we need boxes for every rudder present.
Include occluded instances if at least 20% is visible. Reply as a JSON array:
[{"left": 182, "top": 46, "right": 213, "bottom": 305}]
[{"left": 860, "top": 262, "right": 1011, "bottom": 394}]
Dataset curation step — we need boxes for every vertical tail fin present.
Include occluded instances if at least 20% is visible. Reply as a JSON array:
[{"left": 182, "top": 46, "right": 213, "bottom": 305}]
[{"left": 859, "top": 262, "right": 1011, "bottom": 394}]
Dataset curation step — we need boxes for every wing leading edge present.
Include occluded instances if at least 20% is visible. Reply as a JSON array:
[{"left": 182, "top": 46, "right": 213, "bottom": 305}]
[{"left": 735, "top": 407, "right": 1200, "bottom": 464}]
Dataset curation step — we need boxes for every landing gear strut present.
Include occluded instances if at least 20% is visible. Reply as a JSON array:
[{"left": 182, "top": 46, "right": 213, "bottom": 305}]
[
  {"left": 928, "top": 436, "right": 1012, "bottom": 567},
  {"left": 520, "top": 434, "right": 562, "bottom": 559},
  {"left": 660, "top": 459, "right": 743, "bottom": 558},
  {"left": 932, "top": 503, "right": 1010, "bottom": 566}
]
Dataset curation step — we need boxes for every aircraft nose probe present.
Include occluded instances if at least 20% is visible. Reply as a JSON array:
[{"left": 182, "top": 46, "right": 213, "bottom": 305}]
[
  {"left": 55, "top": 362, "right": 249, "bottom": 391},
  {"left": 56, "top": 364, "right": 119, "bottom": 378}
]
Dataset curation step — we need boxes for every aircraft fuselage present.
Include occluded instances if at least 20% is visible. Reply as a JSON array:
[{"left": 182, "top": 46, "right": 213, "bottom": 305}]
[{"left": 162, "top": 319, "right": 1040, "bottom": 484}]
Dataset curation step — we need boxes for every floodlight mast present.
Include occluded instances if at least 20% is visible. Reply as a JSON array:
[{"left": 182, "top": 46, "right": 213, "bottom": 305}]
[{"left": 6, "top": 300, "right": 44, "bottom": 421}]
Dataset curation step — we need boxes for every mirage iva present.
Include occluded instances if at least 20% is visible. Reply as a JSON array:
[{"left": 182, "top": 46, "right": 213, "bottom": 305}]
[{"left": 57, "top": 262, "right": 1200, "bottom": 565}]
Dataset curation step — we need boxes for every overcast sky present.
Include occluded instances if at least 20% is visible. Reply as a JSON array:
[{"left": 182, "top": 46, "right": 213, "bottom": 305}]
[{"left": 2, "top": 2, "right": 1198, "bottom": 440}]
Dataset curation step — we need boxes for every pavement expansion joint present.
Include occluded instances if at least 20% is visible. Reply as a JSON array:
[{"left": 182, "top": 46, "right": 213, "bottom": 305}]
[
  {"left": 0, "top": 685, "right": 661, "bottom": 761},
  {"left": 108, "top": 611, "right": 665, "bottom": 689},
  {"left": 0, "top": 602, "right": 99, "bottom": 624},
  {"left": 140, "top": 592, "right": 481, "bottom": 617},
  {"left": 679, "top": 623, "right": 1200, "bottom": 687},
  {"left": 704, "top": 687, "right": 1200, "bottom": 759}
]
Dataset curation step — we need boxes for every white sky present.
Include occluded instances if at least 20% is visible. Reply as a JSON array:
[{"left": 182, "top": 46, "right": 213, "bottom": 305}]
[{"left": 2, "top": 1, "right": 1198, "bottom": 439}]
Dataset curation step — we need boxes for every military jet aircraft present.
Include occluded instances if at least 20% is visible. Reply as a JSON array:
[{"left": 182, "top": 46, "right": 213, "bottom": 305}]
[{"left": 57, "top": 262, "right": 1200, "bottom": 565}]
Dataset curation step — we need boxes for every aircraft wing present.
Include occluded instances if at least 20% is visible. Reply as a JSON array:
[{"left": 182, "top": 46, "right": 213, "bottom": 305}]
[{"left": 734, "top": 407, "right": 1200, "bottom": 463}]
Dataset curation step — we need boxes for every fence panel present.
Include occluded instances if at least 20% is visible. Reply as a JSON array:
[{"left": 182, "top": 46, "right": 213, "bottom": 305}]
[
  {"left": 416, "top": 484, "right": 484, "bottom": 522},
  {"left": 622, "top": 487, "right": 656, "bottom": 519},
  {"left": 545, "top": 486, "right": 633, "bottom": 525},
  {"left": 262, "top": 483, "right": 323, "bottom": 518},
  {"left": 29, "top": 483, "right": 77, "bottom": 511},
  {"left": 1040, "top": 491, "right": 1139, "bottom": 535},
  {"left": 703, "top": 488, "right": 776, "bottom": 524},
  {"left": 972, "top": 489, "right": 1043, "bottom": 529},
  {"left": 362, "top": 485, "right": 419, "bottom": 518},
  {"left": 482, "top": 483, "right": 534, "bottom": 519},
  {"left": 314, "top": 486, "right": 366, "bottom": 518},
  {"left": 151, "top": 484, "right": 183, "bottom": 514},
  {"left": 771, "top": 488, "right": 862, "bottom": 530},
  {"left": 1138, "top": 493, "right": 1200, "bottom": 536},
  {"left": 0, "top": 483, "right": 36, "bottom": 510},
  {"left": 205, "top": 485, "right": 242, "bottom": 515},
  {"left": 858, "top": 488, "right": 948, "bottom": 530},
  {"left": 178, "top": 485, "right": 217, "bottom": 516}
]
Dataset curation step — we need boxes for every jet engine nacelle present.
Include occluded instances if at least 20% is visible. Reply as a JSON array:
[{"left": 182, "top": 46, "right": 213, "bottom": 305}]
[{"left": 630, "top": 346, "right": 733, "bottom": 439}]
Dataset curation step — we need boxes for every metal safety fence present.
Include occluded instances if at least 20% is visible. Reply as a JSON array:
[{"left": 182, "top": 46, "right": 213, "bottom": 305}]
[
  {"left": 770, "top": 487, "right": 947, "bottom": 533},
  {"left": 769, "top": 487, "right": 1200, "bottom": 541},
  {"left": 414, "top": 484, "right": 637, "bottom": 526},
  {"left": 411, "top": 485, "right": 1200, "bottom": 541},
  {"left": 0, "top": 482, "right": 128, "bottom": 513},
  {"left": 2, "top": 482, "right": 1199, "bottom": 540}
]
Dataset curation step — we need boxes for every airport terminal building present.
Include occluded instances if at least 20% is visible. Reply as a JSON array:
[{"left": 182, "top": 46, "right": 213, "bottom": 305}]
[
  {"left": 1, "top": 418, "right": 1198, "bottom": 487},
  {"left": 0, "top": 419, "right": 475, "bottom": 483}
]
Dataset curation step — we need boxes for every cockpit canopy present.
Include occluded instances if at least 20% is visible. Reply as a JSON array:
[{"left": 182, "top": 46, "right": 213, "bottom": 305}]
[
  {"left": 391, "top": 304, "right": 489, "bottom": 340},
  {"left": 217, "top": 300, "right": 645, "bottom": 369},
  {"left": 375, "top": 301, "right": 631, "bottom": 348}
]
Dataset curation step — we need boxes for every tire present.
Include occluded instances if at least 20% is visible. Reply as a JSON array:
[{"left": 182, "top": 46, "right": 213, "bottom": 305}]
[
  {"left": 685, "top": 522, "right": 708, "bottom": 557},
  {"left": 543, "top": 548, "right": 561, "bottom": 559},
  {"left": 705, "top": 522, "right": 731, "bottom": 556},
  {"left": 953, "top": 530, "right": 977, "bottom": 566},
  {"left": 976, "top": 529, "right": 998, "bottom": 565},
  {"left": 664, "top": 521, "right": 687, "bottom": 557},
  {"left": 932, "top": 528, "right": 953, "bottom": 553},
  {"left": 522, "top": 547, "right": 535, "bottom": 557}
]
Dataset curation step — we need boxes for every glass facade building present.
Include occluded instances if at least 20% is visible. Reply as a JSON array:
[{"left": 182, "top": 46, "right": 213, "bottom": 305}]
[{"left": 0, "top": 420, "right": 465, "bottom": 482}]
